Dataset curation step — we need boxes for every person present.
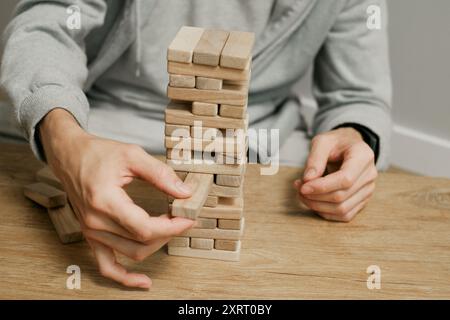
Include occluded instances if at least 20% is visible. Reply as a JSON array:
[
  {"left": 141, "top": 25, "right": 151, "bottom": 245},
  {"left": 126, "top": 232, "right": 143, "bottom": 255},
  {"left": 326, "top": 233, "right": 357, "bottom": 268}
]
[{"left": 0, "top": 0, "right": 391, "bottom": 288}]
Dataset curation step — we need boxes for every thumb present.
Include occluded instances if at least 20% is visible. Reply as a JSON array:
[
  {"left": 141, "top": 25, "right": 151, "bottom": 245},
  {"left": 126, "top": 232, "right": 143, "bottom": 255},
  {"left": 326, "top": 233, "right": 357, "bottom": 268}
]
[
  {"left": 303, "top": 135, "right": 335, "bottom": 182},
  {"left": 128, "top": 147, "right": 192, "bottom": 198}
]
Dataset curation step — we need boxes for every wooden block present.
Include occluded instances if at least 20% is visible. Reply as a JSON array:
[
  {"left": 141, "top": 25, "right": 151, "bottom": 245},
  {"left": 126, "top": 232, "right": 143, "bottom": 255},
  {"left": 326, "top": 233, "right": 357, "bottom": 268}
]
[
  {"left": 165, "top": 101, "right": 248, "bottom": 129},
  {"left": 220, "top": 31, "right": 255, "bottom": 69},
  {"left": 167, "top": 26, "right": 204, "bottom": 63},
  {"left": 190, "top": 238, "right": 214, "bottom": 250},
  {"left": 24, "top": 183, "right": 67, "bottom": 208},
  {"left": 168, "top": 236, "right": 190, "bottom": 247},
  {"left": 36, "top": 167, "right": 63, "bottom": 190},
  {"left": 47, "top": 205, "right": 83, "bottom": 244},
  {"left": 165, "top": 124, "right": 190, "bottom": 137},
  {"left": 193, "top": 29, "right": 229, "bottom": 66},
  {"left": 210, "top": 183, "right": 243, "bottom": 198},
  {"left": 180, "top": 218, "right": 244, "bottom": 240},
  {"left": 168, "top": 85, "right": 247, "bottom": 106},
  {"left": 171, "top": 173, "right": 213, "bottom": 219},
  {"left": 190, "top": 125, "right": 219, "bottom": 140},
  {"left": 169, "top": 74, "right": 195, "bottom": 88},
  {"left": 216, "top": 174, "right": 243, "bottom": 187},
  {"left": 166, "top": 148, "right": 191, "bottom": 161},
  {"left": 168, "top": 61, "right": 250, "bottom": 81},
  {"left": 218, "top": 219, "right": 242, "bottom": 230},
  {"left": 165, "top": 136, "right": 245, "bottom": 154},
  {"left": 167, "top": 159, "right": 245, "bottom": 176},
  {"left": 220, "top": 104, "right": 247, "bottom": 119},
  {"left": 215, "top": 239, "right": 240, "bottom": 251},
  {"left": 167, "top": 85, "right": 248, "bottom": 106},
  {"left": 171, "top": 197, "right": 244, "bottom": 220},
  {"left": 204, "top": 195, "right": 218, "bottom": 208},
  {"left": 196, "top": 77, "right": 223, "bottom": 90},
  {"left": 168, "top": 242, "right": 241, "bottom": 261},
  {"left": 192, "top": 101, "right": 218, "bottom": 116},
  {"left": 194, "top": 217, "right": 217, "bottom": 229}
]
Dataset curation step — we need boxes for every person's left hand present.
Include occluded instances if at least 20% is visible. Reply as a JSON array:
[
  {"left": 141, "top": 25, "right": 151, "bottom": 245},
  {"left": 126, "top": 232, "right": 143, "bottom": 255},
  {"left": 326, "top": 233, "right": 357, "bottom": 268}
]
[{"left": 294, "top": 127, "right": 378, "bottom": 222}]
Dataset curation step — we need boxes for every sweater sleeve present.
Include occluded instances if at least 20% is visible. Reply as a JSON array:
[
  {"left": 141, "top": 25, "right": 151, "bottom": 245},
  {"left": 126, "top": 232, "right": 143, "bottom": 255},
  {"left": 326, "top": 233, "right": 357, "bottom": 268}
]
[
  {"left": 0, "top": 0, "right": 107, "bottom": 161},
  {"left": 312, "top": 0, "right": 392, "bottom": 170}
]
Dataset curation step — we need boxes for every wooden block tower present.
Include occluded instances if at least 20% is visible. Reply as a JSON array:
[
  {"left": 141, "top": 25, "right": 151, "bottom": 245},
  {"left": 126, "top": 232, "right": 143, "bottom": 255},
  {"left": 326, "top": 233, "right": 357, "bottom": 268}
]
[{"left": 165, "top": 26, "right": 254, "bottom": 261}]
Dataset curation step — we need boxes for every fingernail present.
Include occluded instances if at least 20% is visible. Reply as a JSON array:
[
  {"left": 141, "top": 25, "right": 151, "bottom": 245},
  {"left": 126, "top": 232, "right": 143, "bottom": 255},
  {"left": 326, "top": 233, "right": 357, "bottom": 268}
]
[
  {"left": 293, "top": 179, "right": 301, "bottom": 188},
  {"left": 176, "top": 180, "right": 192, "bottom": 195},
  {"left": 303, "top": 168, "right": 316, "bottom": 180},
  {"left": 301, "top": 185, "right": 314, "bottom": 194}
]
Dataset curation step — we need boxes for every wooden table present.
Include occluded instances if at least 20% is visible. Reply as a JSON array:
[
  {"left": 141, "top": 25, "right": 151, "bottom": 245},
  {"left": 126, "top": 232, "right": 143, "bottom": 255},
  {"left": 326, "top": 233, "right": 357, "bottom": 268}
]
[{"left": 1, "top": 143, "right": 450, "bottom": 299}]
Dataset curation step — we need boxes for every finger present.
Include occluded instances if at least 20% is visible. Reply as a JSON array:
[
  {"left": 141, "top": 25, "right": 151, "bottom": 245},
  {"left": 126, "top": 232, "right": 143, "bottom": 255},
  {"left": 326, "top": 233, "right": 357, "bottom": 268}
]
[
  {"left": 317, "top": 198, "right": 370, "bottom": 222},
  {"left": 298, "top": 182, "right": 375, "bottom": 216},
  {"left": 85, "top": 229, "right": 169, "bottom": 262},
  {"left": 87, "top": 238, "right": 152, "bottom": 289},
  {"left": 301, "top": 143, "right": 372, "bottom": 195},
  {"left": 82, "top": 211, "right": 137, "bottom": 240},
  {"left": 301, "top": 166, "right": 377, "bottom": 203},
  {"left": 105, "top": 188, "right": 194, "bottom": 241},
  {"left": 128, "top": 147, "right": 192, "bottom": 198},
  {"left": 303, "top": 135, "right": 336, "bottom": 182}
]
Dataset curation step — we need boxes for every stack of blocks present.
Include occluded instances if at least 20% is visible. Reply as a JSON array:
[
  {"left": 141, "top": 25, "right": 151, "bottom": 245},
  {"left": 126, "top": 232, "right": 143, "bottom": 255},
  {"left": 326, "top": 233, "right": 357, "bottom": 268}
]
[{"left": 165, "top": 26, "right": 255, "bottom": 261}]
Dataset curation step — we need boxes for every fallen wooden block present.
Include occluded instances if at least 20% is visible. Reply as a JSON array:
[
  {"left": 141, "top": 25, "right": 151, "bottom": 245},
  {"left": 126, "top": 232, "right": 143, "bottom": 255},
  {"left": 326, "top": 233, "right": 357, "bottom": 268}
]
[
  {"left": 192, "top": 101, "right": 218, "bottom": 116},
  {"left": 167, "top": 85, "right": 247, "bottom": 106},
  {"left": 168, "top": 241, "right": 241, "bottom": 261},
  {"left": 171, "top": 173, "right": 213, "bottom": 219},
  {"left": 215, "top": 239, "right": 240, "bottom": 251},
  {"left": 218, "top": 219, "right": 242, "bottom": 230},
  {"left": 169, "top": 74, "right": 196, "bottom": 88},
  {"left": 167, "top": 26, "right": 204, "bottom": 63},
  {"left": 168, "top": 236, "right": 190, "bottom": 247},
  {"left": 180, "top": 218, "right": 244, "bottom": 240},
  {"left": 193, "top": 217, "right": 217, "bottom": 229},
  {"left": 220, "top": 31, "right": 255, "bottom": 69},
  {"left": 35, "top": 167, "right": 63, "bottom": 190},
  {"left": 47, "top": 205, "right": 83, "bottom": 244},
  {"left": 24, "top": 182, "right": 67, "bottom": 208},
  {"left": 216, "top": 174, "right": 243, "bottom": 187},
  {"left": 190, "top": 237, "right": 214, "bottom": 250},
  {"left": 220, "top": 104, "right": 247, "bottom": 119},
  {"left": 167, "top": 61, "right": 250, "bottom": 81},
  {"left": 165, "top": 101, "right": 248, "bottom": 129},
  {"left": 193, "top": 29, "right": 229, "bottom": 66},
  {"left": 196, "top": 77, "right": 223, "bottom": 90}
]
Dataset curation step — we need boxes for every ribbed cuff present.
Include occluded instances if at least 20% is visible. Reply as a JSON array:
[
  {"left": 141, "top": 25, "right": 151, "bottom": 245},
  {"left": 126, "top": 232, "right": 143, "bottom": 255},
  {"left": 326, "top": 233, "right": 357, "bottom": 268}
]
[
  {"left": 18, "top": 84, "right": 89, "bottom": 161},
  {"left": 313, "top": 104, "right": 392, "bottom": 170}
]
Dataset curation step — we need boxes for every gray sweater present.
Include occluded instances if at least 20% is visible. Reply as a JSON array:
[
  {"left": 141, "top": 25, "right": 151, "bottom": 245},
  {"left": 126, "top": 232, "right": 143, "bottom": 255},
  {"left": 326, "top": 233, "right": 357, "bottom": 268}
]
[{"left": 0, "top": 0, "right": 392, "bottom": 168}]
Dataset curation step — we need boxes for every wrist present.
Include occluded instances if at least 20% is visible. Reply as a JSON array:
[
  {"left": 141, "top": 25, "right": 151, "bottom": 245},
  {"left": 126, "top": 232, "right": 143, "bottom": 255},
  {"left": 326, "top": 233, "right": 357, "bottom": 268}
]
[{"left": 39, "top": 108, "right": 89, "bottom": 163}]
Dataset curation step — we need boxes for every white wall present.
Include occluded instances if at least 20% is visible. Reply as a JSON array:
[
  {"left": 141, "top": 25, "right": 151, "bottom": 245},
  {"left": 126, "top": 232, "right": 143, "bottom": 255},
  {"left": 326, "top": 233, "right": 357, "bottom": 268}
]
[{"left": 388, "top": 0, "right": 450, "bottom": 177}]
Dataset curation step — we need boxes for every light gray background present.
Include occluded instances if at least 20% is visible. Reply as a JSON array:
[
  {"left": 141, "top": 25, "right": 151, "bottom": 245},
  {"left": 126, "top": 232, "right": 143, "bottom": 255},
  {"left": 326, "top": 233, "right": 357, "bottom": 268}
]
[{"left": 1, "top": 0, "right": 449, "bottom": 177}]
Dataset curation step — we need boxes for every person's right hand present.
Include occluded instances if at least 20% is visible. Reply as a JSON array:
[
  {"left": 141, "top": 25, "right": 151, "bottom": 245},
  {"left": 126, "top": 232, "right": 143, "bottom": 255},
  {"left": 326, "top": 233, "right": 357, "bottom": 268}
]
[{"left": 39, "top": 108, "right": 194, "bottom": 289}]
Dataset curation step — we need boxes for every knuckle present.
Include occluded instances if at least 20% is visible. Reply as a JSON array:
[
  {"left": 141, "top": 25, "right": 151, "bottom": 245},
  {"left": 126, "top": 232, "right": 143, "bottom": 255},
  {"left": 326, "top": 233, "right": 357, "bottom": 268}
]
[
  {"left": 340, "top": 173, "right": 354, "bottom": 189},
  {"left": 312, "top": 134, "right": 327, "bottom": 145},
  {"left": 83, "top": 215, "right": 99, "bottom": 230},
  {"left": 87, "top": 191, "right": 106, "bottom": 211},
  {"left": 336, "top": 203, "right": 349, "bottom": 215},
  {"left": 135, "top": 229, "right": 153, "bottom": 242},
  {"left": 98, "top": 265, "right": 113, "bottom": 279},
  {"left": 124, "top": 144, "right": 143, "bottom": 160},
  {"left": 332, "top": 191, "right": 346, "bottom": 203}
]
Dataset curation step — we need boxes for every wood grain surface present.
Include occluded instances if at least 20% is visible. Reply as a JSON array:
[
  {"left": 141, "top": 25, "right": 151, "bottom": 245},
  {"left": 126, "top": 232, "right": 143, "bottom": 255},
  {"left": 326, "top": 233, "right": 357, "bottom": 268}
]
[{"left": 1, "top": 144, "right": 450, "bottom": 299}]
